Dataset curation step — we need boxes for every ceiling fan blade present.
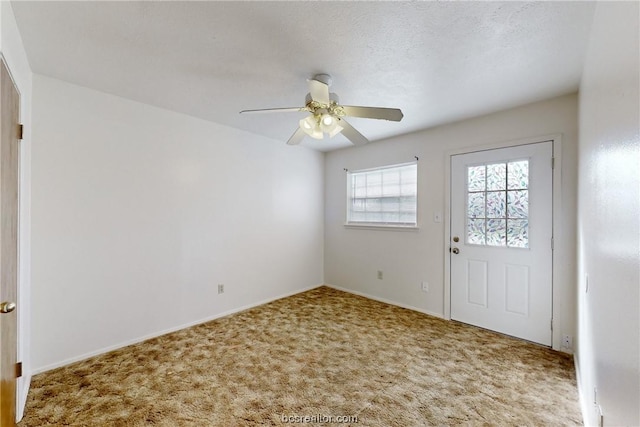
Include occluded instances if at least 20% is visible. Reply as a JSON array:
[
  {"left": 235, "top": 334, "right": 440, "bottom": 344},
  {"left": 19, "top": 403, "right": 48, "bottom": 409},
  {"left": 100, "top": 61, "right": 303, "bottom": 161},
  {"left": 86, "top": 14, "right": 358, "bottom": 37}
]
[
  {"left": 308, "top": 79, "right": 331, "bottom": 104},
  {"left": 341, "top": 106, "right": 404, "bottom": 122},
  {"left": 240, "top": 107, "right": 306, "bottom": 114},
  {"left": 339, "top": 119, "right": 369, "bottom": 146},
  {"left": 287, "top": 127, "right": 306, "bottom": 145}
]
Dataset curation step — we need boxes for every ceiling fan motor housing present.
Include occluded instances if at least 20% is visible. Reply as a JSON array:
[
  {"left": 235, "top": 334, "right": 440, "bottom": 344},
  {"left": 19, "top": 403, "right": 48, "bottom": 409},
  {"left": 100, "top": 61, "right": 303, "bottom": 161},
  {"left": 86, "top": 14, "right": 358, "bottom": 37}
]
[
  {"left": 304, "top": 92, "right": 339, "bottom": 106},
  {"left": 312, "top": 73, "right": 332, "bottom": 87}
]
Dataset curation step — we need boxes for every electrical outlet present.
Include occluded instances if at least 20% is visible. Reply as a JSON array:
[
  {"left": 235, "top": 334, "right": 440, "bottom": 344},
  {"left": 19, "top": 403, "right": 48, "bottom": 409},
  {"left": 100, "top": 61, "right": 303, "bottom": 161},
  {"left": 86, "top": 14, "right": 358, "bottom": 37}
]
[
  {"left": 218, "top": 284, "right": 224, "bottom": 294},
  {"left": 377, "top": 270, "right": 383, "bottom": 280},
  {"left": 421, "top": 281, "right": 429, "bottom": 292},
  {"left": 562, "top": 335, "right": 573, "bottom": 349}
]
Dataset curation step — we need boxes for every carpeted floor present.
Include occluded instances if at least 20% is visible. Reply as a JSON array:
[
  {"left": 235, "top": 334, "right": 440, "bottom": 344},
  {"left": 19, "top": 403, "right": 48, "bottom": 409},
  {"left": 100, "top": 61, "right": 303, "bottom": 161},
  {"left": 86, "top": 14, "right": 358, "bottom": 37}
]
[{"left": 20, "top": 286, "right": 582, "bottom": 426}]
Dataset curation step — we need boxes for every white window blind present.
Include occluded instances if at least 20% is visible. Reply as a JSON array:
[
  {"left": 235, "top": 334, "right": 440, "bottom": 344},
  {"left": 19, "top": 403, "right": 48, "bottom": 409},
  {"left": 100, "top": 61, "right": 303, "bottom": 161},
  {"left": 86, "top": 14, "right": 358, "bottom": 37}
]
[{"left": 347, "top": 162, "right": 417, "bottom": 226}]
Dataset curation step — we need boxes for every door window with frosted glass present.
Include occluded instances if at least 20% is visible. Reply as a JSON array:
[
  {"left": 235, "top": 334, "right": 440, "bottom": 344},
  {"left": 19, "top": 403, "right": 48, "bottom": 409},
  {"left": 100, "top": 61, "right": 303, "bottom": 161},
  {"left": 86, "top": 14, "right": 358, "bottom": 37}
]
[{"left": 466, "top": 160, "right": 529, "bottom": 248}]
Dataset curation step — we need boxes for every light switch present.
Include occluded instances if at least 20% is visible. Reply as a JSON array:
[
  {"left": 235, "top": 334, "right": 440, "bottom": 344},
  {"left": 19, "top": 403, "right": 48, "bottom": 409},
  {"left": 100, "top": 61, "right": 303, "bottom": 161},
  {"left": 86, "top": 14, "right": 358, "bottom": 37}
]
[{"left": 434, "top": 211, "right": 442, "bottom": 223}]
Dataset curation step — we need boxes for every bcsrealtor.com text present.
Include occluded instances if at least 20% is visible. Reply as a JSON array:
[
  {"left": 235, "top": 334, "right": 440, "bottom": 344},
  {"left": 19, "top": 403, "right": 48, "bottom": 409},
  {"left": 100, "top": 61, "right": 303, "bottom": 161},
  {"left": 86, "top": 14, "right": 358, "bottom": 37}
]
[{"left": 281, "top": 414, "right": 358, "bottom": 424}]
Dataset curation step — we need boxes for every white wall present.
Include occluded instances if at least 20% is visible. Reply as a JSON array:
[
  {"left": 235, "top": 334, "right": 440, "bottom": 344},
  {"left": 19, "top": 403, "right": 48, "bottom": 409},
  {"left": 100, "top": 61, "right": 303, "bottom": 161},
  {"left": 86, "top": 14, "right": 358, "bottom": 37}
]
[
  {"left": 0, "top": 1, "right": 33, "bottom": 421},
  {"left": 325, "top": 93, "right": 578, "bottom": 350},
  {"left": 30, "top": 75, "right": 324, "bottom": 372},
  {"left": 576, "top": 2, "right": 639, "bottom": 426}
]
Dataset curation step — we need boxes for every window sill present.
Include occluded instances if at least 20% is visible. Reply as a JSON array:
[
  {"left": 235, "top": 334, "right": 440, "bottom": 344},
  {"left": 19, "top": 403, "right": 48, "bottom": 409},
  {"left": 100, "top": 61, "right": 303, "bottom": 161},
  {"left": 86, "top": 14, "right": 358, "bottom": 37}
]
[{"left": 344, "top": 223, "right": 419, "bottom": 232}]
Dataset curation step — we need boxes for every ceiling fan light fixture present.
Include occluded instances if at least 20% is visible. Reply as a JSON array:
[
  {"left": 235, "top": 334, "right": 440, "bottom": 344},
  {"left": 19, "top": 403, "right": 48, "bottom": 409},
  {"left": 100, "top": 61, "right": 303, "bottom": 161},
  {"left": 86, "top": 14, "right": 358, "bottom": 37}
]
[
  {"left": 299, "top": 115, "right": 323, "bottom": 139},
  {"left": 301, "top": 117, "right": 313, "bottom": 130},
  {"left": 328, "top": 122, "right": 344, "bottom": 138},
  {"left": 320, "top": 114, "right": 343, "bottom": 137}
]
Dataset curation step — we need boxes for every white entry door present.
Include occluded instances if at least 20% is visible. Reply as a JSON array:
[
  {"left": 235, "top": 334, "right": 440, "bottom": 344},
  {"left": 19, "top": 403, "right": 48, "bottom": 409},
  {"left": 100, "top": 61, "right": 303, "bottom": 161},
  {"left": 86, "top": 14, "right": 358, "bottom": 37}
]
[{"left": 450, "top": 142, "right": 553, "bottom": 346}]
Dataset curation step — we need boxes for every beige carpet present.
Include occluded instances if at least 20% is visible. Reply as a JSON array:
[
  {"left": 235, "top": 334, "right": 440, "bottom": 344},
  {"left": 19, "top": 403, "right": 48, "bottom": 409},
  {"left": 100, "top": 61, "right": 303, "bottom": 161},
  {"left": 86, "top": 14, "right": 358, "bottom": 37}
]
[{"left": 20, "top": 286, "right": 582, "bottom": 426}]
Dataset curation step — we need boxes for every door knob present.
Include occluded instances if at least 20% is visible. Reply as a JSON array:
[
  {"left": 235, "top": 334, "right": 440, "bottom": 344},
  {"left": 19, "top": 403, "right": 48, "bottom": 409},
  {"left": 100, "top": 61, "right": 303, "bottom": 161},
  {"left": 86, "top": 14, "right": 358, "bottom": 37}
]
[
  {"left": 0, "top": 301, "right": 16, "bottom": 313},
  {"left": 452, "top": 247, "right": 460, "bottom": 254}
]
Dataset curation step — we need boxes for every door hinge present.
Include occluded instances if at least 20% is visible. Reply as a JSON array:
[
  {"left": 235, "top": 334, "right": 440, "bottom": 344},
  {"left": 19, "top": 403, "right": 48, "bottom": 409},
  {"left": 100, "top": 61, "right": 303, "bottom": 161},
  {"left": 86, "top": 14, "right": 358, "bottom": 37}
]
[
  {"left": 16, "top": 361, "right": 22, "bottom": 378},
  {"left": 550, "top": 319, "right": 553, "bottom": 331},
  {"left": 551, "top": 237, "right": 554, "bottom": 250},
  {"left": 17, "top": 124, "right": 23, "bottom": 140},
  {"left": 551, "top": 157, "right": 555, "bottom": 169}
]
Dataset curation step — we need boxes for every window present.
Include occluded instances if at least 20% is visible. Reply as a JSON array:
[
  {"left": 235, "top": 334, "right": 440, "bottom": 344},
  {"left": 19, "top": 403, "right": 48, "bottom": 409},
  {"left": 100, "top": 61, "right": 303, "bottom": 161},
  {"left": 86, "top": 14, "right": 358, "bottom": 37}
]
[
  {"left": 466, "top": 160, "right": 529, "bottom": 248},
  {"left": 347, "top": 162, "right": 417, "bottom": 227}
]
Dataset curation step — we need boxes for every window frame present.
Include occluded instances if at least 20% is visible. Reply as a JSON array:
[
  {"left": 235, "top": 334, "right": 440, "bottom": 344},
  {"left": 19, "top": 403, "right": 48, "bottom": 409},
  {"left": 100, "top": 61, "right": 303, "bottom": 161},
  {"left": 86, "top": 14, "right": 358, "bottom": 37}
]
[{"left": 345, "top": 161, "right": 418, "bottom": 230}]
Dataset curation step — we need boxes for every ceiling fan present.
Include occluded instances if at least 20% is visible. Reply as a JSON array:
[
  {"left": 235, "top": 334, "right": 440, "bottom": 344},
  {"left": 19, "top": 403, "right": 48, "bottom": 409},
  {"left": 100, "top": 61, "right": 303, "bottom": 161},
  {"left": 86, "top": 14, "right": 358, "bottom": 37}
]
[{"left": 240, "top": 74, "right": 403, "bottom": 146}]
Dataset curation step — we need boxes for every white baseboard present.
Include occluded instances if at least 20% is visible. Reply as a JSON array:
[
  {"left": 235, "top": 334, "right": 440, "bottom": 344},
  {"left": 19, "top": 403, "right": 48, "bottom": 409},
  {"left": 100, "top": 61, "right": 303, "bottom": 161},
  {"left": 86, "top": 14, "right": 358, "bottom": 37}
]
[
  {"left": 33, "top": 284, "right": 323, "bottom": 375},
  {"left": 324, "top": 284, "right": 444, "bottom": 319}
]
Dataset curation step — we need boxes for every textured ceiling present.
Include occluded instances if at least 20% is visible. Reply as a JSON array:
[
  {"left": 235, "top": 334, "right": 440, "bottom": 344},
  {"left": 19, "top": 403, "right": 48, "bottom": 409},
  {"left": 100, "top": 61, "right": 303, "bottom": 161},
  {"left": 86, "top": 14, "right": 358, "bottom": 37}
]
[{"left": 12, "top": 1, "right": 596, "bottom": 151}]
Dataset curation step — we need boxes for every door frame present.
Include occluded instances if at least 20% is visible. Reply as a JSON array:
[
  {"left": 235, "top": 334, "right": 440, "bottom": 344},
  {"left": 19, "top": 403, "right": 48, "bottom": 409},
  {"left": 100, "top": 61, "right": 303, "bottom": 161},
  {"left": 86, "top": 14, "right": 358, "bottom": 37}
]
[
  {"left": 0, "top": 53, "right": 21, "bottom": 426},
  {"left": 444, "top": 134, "right": 564, "bottom": 351}
]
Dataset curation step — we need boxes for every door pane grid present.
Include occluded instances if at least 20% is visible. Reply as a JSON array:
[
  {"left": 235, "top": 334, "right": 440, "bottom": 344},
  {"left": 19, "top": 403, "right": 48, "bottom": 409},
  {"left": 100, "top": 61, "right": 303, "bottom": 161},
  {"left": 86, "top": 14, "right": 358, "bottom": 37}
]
[{"left": 466, "top": 160, "right": 529, "bottom": 248}]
